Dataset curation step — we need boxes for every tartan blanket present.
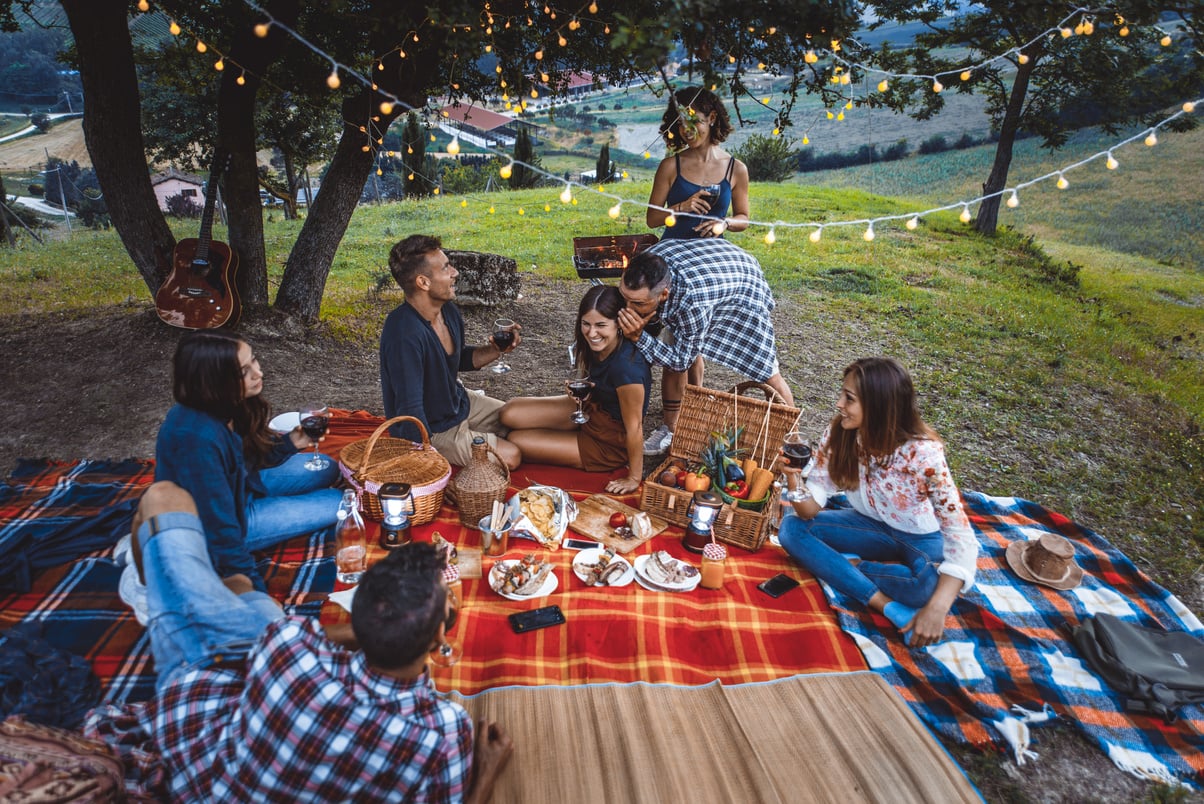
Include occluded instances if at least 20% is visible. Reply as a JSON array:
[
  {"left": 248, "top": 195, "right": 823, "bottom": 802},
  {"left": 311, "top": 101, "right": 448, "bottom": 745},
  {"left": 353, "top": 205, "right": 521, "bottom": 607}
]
[{"left": 825, "top": 492, "right": 1204, "bottom": 788}]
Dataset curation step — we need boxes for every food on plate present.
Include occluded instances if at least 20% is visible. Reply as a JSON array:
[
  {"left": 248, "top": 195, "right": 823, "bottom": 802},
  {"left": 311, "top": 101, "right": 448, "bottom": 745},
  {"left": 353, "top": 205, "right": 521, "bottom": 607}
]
[
  {"left": 630, "top": 512, "right": 653, "bottom": 540},
  {"left": 608, "top": 511, "right": 628, "bottom": 529},
  {"left": 492, "top": 554, "right": 553, "bottom": 596},
  {"left": 642, "top": 550, "right": 699, "bottom": 586},
  {"left": 580, "top": 547, "right": 626, "bottom": 587},
  {"left": 518, "top": 488, "right": 560, "bottom": 548}
]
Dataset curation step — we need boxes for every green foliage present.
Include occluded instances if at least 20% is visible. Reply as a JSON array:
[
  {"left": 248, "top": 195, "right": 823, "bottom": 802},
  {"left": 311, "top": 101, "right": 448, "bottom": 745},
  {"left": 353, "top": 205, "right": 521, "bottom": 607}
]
[
  {"left": 26, "top": 183, "right": 42, "bottom": 196},
  {"left": 734, "top": 134, "right": 796, "bottom": 182},
  {"left": 401, "top": 112, "right": 432, "bottom": 198},
  {"left": 509, "top": 127, "right": 541, "bottom": 189},
  {"left": 165, "top": 192, "right": 202, "bottom": 219},
  {"left": 28, "top": 112, "right": 49, "bottom": 132}
]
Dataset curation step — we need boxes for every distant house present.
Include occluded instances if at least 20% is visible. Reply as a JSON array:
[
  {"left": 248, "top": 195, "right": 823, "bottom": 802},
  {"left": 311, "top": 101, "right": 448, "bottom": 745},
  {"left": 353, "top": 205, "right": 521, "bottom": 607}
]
[
  {"left": 150, "top": 168, "right": 204, "bottom": 212},
  {"left": 437, "top": 104, "right": 543, "bottom": 150}
]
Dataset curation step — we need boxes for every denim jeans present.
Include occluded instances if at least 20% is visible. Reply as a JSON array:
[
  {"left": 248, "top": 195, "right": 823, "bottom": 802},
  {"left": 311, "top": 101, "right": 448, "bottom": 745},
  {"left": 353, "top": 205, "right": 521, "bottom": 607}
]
[
  {"left": 139, "top": 512, "right": 284, "bottom": 691},
  {"left": 245, "top": 453, "right": 342, "bottom": 553},
  {"left": 777, "top": 507, "right": 943, "bottom": 608}
]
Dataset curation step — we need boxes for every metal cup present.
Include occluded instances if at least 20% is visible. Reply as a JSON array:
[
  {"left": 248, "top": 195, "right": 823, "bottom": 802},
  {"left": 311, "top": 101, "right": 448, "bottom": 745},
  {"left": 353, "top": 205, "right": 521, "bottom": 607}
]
[{"left": 477, "top": 514, "right": 512, "bottom": 557}]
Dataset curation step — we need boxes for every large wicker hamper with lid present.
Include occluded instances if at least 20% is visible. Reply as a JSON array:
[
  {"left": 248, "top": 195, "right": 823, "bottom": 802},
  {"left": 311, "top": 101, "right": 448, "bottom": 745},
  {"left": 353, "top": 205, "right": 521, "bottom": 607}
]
[
  {"left": 338, "top": 416, "right": 451, "bottom": 524},
  {"left": 640, "top": 383, "right": 800, "bottom": 551}
]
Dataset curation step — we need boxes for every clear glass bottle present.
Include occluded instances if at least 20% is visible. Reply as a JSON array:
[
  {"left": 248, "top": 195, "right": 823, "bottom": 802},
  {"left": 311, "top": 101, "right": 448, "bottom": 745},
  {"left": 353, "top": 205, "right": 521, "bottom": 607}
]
[{"left": 335, "top": 489, "right": 367, "bottom": 584}]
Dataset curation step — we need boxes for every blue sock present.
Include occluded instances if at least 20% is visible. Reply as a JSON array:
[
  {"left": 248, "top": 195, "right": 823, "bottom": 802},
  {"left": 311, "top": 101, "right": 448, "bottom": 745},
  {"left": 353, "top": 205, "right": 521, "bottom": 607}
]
[{"left": 882, "top": 601, "right": 920, "bottom": 645}]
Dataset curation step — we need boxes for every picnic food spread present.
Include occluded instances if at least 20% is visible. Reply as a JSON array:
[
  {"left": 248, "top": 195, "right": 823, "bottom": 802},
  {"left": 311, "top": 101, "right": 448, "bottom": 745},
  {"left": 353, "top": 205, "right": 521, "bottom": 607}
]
[{"left": 490, "top": 554, "right": 555, "bottom": 598}]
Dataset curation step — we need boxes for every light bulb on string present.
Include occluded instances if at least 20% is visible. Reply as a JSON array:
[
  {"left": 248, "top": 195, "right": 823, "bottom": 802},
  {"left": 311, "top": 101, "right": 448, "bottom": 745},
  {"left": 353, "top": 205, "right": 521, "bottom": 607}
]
[
  {"left": 959, "top": 205, "right": 972, "bottom": 223},
  {"left": 863, "top": 223, "right": 875, "bottom": 241},
  {"left": 1017, "top": 52, "right": 1029, "bottom": 65},
  {"left": 906, "top": 216, "right": 919, "bottom": 230},
  {"left": 877, "top": 79, "right": 888, "bottom": 92},
  {"left": 447, "top": 136, "right": 460, "bottom": 155},
  {"left": 196, "top": 40, "right": 207, "bottom": 53},
  {"left": 327, "top": 68, "right": 341, "bottom": 89},
  {"left": 1106, "top": 152, "right": 1119, "bottom": 170},
  {"left": 137, "top": 0, "right": 149, "bottom": 9},
  {"left": 1160, "top": 34, "right": 1171, "bottom": 46},
  {"left": 376, "top": 167, "right": 383, "bottom": 176},
  {"left": 169, "top": 20, "right": 180, "bottom": 35},
  {"left": 711, "top": 220, "right": 725, "bottom": 235},
  {"left": 518, "top": 207, "right": 525, "bottom": 215},
  {"left": 1082, "top": 20, "right": 1094, "bottom": 35},
  {"left": 560, "top": 185, "right": 572, "bottom": 204},
  {"left": 932, "top": 79, "right": 944, "bottom": 93},
  {"left": 960, "top": 70, "right": 971, "bottom": 81},
  {"left": 380, "top": 101, "right": 394, "bottom": 114},
  {"left": 764, "top": 228, "right": 776, "bottom": 245},
  {"left": 214, "top": 58, "right": 224, "bottom": 71},
  {"left": 254, "top": 22, "right": 269, "bottom": 38},
  {"left": 460, "top": 199, "right": 468, "bottom": 208},
  {"left": 1119, "top": 26, "right": 1129, "bottom": 36},
  {"left": 544, "top": 204, "right": 551, "bottom": 212},
  {"left": 809, "top": 227, "right": 822, "bottom": 243},
  {"left": 1183, "top": 102, "right": 1196, "bottom": 113},
  {"left": 665, "top": 213, "right": 677, "bottom": 227},
  {"left": 488, "top": 205, "right": 495, "bottom": 214},
  {"left": 1060, "top": 27, "right": 1072, "bottom": 38},
  {"left": 1056, "top": 174, "right": 1069, "bottom": 190},
  {"left": 236, "top": 71, "right": 246, "bottom": 86},
  {"left": 500, "top": 162, "right": 513, "bottom": 179},
  {"left": 589, "top": 1, "right": 598, "bottom": 12},
  {"left": 1006, "top": 190, "right": 1019, "bottom": 208},
  {"left": 608, "top": 202, "right": 622, "bottom": 219},
  {"left": 1144, "top": 131, "right": 1157, "bottom": 146}
]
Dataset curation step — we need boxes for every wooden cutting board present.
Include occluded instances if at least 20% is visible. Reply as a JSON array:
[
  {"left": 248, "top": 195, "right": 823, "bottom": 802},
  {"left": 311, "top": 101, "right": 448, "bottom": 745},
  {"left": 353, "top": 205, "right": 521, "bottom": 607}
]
[{"left": 569, "top": 494, "right": 670, "bottom": 553}]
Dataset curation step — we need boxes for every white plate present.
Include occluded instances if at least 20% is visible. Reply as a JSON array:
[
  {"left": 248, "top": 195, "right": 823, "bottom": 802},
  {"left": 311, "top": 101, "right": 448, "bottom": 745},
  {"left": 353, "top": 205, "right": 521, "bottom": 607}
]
[
  {"left": 572, "top": 548, "right": 634, "bottom": 588},
  {"left": 489, "top": 560, "right": 559, "bottom": 601},
  {"left": 269, "top": 411, "right": 301, "bottom": 433},
  {"left": 633, "top": 554, "right": 701, "bottom": 593}
]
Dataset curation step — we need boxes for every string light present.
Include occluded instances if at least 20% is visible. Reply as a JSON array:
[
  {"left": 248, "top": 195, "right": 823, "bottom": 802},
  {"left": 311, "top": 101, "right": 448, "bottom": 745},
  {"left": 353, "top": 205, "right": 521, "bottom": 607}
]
[
  {"left": 959, "top": 205, "right": 972, "bottom": 223},
  {"left": 877, "top": 79, "right": 888, "bottom": 92},
  {"left": 236, "top": 70, "right": 246, "bottom": 86},
  {"left": 559, "top": 185, "right": 573, "bottom": 204},
  {"left": 809, "top": 227, "right": 822, "bottom": 243},
  {"left": 1106, "top": 152, "right": 1119, "bottom": 170},
  {"left": 254, "top": 22, "right": 270, "bottom": 37},
  {"left": 764, "top": 228, "right": 776, "bottom": 245},
  {"left": 137, "top": 0, "right": 149, "bottom": 10},
  {"left": 1006, "top": 190, "right": 1019, "bottom": 208},
  {"left": 447, "top": 136, "right": 461, "bottom": 155},
  {"left": 1056, "top": 174, "right": 1069, "bottom": 189},
  {"left": 1144, "top": 130, "right": 1157, "bottom": 146},
  {"left": 863, "top": 223, "right": 875, "bottom": 241},
  {"left": 664, "top": 213, "right": 676, "bottom": 227},
  {"left": 906, "top": 216, "right": 919, "bottom": 230},
  {"left": 932, "top": 79, "right": 944, "bottom": 93},
  {"left": 1185, "top": 102, "right": 1196, "bottom": 113},
  {"left": 326, "top": 67, "right": 340, "bottom": 89},
  {"left": 196, "top": 40, "right": 208, "bottom": 53},
  {"left": 214, "top": 58, "right": 224, "bottom": 71},
  {"left": 169, "top": 20, "right": 180, "bottom": 35},
  {"left": 608, "top": 202, "right": 621, "bottom": 219},
  {"left": 499, "top": 161, "right": 513, "bottom": 179}
]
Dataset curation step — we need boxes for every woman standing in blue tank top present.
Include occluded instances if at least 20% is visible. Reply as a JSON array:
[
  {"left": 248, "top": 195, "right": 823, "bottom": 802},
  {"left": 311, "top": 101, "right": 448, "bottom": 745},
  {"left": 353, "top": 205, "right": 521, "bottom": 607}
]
[{"left": 646, "top": 86, "right": 750, "bottom": 240}]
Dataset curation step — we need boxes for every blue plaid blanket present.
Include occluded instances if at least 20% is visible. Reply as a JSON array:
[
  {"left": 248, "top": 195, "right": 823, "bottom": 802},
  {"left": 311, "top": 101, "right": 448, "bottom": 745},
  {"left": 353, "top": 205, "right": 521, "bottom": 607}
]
[
  {"left": 823, "top": 492, "right": 1204, "bottom": 787},
  {"left": 0, "top": 459, "right": 335, "bottom": 707}
]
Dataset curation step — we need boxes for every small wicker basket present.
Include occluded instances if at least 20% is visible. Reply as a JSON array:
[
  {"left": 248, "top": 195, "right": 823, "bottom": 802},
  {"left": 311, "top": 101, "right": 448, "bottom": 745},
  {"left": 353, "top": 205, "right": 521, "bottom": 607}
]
[
  {"left": 447, "top": 438, "right": 511, "bottom": 527},
  {"left": 338, "top": 416, "right": 451, "bottom": 524}
]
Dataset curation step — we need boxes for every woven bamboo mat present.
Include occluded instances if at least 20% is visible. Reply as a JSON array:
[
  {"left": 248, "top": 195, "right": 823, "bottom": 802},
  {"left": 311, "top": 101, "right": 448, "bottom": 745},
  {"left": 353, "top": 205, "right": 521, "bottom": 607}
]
[{"left": 454, "top": 672, "right": 979, "bottom": 803}]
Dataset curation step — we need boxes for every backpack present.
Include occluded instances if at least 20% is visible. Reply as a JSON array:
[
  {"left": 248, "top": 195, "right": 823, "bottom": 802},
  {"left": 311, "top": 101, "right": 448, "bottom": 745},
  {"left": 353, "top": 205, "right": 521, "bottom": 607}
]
[{"left": 1072, "top": 613, "right": 1204, "bottom": 723}]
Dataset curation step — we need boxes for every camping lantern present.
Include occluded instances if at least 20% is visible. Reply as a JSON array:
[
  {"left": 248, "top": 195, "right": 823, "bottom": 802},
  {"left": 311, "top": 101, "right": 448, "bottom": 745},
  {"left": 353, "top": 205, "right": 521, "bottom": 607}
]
[
  {"left": 683, "top": 490, "right": 724, "bottom": 553},
  {"left": 377, "top": 482, "right": 414, "bottom": 549}
]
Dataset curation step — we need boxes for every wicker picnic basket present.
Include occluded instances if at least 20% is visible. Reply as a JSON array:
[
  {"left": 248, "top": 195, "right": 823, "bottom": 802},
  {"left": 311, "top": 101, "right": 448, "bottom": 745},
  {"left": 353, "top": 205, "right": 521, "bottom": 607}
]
[
  {"left": 640, "top": 383, "right": 800, "bottom": 551},
  {"left": 338, "top": 416, "right": 451, "bottom": 524},
  {"left": 446, "top": 437, "right": 511, "bottom": 527}
]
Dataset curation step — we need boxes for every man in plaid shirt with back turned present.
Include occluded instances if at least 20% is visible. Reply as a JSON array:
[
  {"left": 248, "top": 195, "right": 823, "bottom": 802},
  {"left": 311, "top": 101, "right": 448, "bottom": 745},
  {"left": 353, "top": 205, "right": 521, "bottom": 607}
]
[
  {"left": 617, "top": 238, "right": 795, "bottom": 453},
  {"left": 87, "top": 481, "right": 512, "bottom": 802}
]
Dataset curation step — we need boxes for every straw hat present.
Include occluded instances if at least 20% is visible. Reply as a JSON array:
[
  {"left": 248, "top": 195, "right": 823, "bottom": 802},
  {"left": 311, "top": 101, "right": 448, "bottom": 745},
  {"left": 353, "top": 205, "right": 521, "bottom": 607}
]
[{"left": 1005, "top": 533, "right": 1084, "bottom": 590}]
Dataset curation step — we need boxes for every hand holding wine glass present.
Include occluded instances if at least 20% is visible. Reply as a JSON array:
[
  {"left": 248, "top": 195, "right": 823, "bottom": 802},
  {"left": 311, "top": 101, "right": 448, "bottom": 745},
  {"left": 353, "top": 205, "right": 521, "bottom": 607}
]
[
  {"left": 429, "top": 583, "right": 463, "bottom": 667},
  {"left": 299, "top": 402, "right": 330, "bottom": 471},
  {"left": 781, "top": 431, "right": 812, "bottom": 502},
  {"left": 490, "top": 318, "right": 519, "bottom": 374},
  {"left": 565, "top": 378, "right": 595, "bottom": 424}
]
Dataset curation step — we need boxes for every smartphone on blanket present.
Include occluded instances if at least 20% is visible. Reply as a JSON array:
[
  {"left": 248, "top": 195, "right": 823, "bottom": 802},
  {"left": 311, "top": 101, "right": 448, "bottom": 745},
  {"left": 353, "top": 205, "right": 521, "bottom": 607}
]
[
  {"left": 757, "top": 573, "right": 800, "bottom": 598},
  {"left": 509, "top": 605, "right": 566, "bottom": 633}
]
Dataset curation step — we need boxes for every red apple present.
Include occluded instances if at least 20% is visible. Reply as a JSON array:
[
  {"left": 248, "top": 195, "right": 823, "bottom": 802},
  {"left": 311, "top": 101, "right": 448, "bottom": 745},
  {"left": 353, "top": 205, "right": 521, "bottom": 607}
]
[{"left": 609, "top": 512, "right": 628, "bottom": 528}]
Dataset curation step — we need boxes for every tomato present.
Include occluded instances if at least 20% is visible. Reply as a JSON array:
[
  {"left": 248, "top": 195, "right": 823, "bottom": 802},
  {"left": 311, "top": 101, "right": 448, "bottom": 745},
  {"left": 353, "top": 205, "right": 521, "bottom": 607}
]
[
  {"left": 675, "top": 470, "right": 688, "bottom": 488},
  {"left": 609, "top": 512, "right": 628, "bottom": 528}
]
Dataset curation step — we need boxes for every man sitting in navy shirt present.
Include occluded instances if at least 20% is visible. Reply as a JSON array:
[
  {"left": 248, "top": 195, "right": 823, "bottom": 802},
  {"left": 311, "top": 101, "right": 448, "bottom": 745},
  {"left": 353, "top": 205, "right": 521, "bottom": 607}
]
[{"left": 380, "top": 235, "right": 522, "bottom": 469}]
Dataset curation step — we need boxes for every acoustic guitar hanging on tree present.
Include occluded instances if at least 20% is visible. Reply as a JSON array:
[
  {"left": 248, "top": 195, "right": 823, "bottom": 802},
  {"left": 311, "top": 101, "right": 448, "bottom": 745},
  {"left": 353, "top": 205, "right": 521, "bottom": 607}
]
[{"left": 154, "top": 152, "right": 240, "bottom": 329}]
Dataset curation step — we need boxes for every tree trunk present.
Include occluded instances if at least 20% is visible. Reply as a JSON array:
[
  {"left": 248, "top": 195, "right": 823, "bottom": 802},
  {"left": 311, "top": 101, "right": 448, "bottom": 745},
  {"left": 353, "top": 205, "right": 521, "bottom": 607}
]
[
  {"left": 282, "top": 150, "right": 298, "bottom": 221},
  {"left": 974, "top": 58, "right": 1037, "bottom": 235},
  {"left": 217, "top": 0, "right": 299, "bottom": 311},
  {"left": 274, "top": 91, "right": 401, "bottom": 322},
  {"left": 61, "top": 0, "right": 174, "bottom": 295}
]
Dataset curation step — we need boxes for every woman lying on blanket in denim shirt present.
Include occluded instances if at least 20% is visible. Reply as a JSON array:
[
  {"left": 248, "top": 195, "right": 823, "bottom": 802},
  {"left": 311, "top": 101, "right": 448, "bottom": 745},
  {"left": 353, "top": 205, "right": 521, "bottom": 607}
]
[
  {"left": 154, "top": 330, "right": 342, "bottom": 594},
  {"left": 776, "top": 357, "right": 977, "bottom": 648}
]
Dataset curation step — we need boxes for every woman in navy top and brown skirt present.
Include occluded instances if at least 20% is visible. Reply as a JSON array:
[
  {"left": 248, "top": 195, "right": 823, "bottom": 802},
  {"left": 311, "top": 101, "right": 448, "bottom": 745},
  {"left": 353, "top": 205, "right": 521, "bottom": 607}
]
[{"left": 646, "top": 86, "right": 750, "bottom": 240}]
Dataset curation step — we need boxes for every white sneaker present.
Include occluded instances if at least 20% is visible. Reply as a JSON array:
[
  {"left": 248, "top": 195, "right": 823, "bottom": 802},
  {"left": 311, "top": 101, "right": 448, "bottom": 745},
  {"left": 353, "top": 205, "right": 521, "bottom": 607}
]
[{"left": 642, "top": 424, "right": 673, "bottom": 455}]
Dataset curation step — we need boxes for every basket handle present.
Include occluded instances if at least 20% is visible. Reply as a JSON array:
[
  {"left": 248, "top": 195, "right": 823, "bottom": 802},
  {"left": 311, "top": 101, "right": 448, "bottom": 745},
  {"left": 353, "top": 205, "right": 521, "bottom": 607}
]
[
  {"left": 483, "top": 443, "right": 512, "bottom": 485},
  {"left": 728, "top": 380, "right": 787, "bottom": 405},
  {"left": 360, "top": 416, "right": 432, "bottom": 468}
]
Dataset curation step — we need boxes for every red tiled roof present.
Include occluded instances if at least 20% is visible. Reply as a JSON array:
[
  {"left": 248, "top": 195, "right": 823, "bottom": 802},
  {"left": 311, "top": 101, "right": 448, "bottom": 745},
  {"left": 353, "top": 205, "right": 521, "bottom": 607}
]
[{"left": 440, "top": 104, "right": 515, "bottom": 131}]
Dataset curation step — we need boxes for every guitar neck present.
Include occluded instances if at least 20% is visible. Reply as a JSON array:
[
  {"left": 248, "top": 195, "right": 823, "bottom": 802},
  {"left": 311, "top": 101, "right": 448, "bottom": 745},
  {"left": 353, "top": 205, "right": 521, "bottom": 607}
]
[{"left": 195, "top": 159, "right": 226, "bottom": 263}]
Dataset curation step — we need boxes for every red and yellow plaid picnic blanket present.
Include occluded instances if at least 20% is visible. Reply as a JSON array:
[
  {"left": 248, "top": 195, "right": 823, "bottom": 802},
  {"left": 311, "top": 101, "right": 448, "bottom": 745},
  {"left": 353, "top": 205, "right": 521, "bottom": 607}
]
[{"left": 321, "top": 411, "right": 866, "bottom": 694}]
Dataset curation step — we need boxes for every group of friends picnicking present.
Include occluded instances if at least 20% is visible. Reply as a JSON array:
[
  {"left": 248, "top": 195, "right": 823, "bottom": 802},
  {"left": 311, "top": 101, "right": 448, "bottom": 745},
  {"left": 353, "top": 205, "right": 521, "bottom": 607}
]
[{"left": 95, "top": 87, "right": 979, "bottom": 801}]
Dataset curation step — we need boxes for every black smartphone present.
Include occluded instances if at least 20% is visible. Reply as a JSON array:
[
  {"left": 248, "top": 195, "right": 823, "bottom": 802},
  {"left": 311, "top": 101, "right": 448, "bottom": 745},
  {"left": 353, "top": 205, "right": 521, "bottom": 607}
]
[
  {"left": 509, "top": 605, "right": 566, "bottom": 633},
  {"left": 564, "top": 538, "right": 604, "bottom": 551},
  {"left": 757, "top": 573, "right": 800, "bottom": 598}
]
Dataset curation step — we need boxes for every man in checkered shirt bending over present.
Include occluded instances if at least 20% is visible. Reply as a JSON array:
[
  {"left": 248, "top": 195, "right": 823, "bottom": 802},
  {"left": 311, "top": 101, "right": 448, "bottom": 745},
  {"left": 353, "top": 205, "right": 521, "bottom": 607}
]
[
  {"left": 88, "top": 481, "right": 513, "bottom": 802},
  {"left": 617, "top": 238, "right": 795, "bottom": 454}
]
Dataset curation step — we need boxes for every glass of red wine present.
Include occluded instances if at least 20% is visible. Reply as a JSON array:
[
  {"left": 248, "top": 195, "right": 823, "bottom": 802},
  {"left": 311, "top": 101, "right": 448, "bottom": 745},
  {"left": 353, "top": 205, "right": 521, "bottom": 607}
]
[
  {"left": 700, "top": 183, "right": 722, "bottom": 209},
  {"left": 429, "top": 586, "right": 463, "bottom": 667},
  {"left": 565, "top": 378, "right": 595, "bottom": 424},
  {"left": 490, "top": 318, "right": 517, "bottom": 374},
  {"left": 781, "top": 431, "right": 813, "bottom": 502},
  {"left": 299, "top": 402, "right": 330, "bottom": 471}
]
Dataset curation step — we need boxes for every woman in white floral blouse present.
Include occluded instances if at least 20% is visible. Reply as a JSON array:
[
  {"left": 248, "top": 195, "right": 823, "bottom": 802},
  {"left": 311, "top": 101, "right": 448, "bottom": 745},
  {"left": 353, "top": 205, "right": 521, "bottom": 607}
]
[{"left": 777, "top": 357, "right": 977, "bottom": 647}]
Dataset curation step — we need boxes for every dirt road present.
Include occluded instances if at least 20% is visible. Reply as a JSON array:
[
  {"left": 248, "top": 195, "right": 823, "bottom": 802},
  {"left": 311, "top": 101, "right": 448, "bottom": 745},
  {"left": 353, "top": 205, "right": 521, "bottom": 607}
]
[{"left": 0, "top": 118, "right": 90, "bottom": 173}]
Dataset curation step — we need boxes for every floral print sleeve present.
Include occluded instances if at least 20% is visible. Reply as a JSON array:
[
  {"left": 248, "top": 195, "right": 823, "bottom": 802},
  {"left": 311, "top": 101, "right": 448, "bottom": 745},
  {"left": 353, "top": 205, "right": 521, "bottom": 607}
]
[
  {"left": 911, "top": 439, "right": 977, "bottom": 592},
  {"left": 803, "top": 425, "right": 838, "bottom": 508}
]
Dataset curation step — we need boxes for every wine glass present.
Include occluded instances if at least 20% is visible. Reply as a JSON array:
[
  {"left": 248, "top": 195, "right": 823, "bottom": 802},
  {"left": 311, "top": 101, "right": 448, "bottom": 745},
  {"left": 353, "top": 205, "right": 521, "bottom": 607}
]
[
  {"left": 565, "top": 378, "right": 595, "bottom": 424},
  {"left": 430, "top": 586, "right": 463, "bottom": 667},
  {"left": 781, "top": 431, "right": 812, "bottom": 502},
  {"left": 299, "top": 402, "right": 330, "bottom": 471},
  {"left": 490, "top": 318, "right": 517, "bottom": 374},
  {"left": 700, "top": 183, "right": 722, "bottom": 210}
]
